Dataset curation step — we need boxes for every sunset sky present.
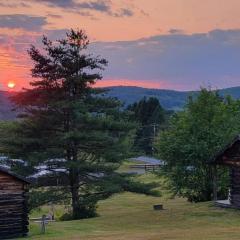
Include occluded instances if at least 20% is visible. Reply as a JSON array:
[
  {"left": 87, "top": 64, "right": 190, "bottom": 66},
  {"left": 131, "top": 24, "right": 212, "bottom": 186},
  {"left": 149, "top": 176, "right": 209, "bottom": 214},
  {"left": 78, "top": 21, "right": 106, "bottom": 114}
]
[{"left": 1, "top": 0, "right": 240, "bottom": 90}]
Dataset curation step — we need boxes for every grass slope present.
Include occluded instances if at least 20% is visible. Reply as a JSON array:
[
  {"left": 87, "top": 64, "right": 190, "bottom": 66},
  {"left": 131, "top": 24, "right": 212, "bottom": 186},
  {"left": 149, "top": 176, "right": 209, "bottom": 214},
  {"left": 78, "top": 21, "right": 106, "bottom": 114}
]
[{"left": 24, "top": 173, "right": 240, "bottom": 240}]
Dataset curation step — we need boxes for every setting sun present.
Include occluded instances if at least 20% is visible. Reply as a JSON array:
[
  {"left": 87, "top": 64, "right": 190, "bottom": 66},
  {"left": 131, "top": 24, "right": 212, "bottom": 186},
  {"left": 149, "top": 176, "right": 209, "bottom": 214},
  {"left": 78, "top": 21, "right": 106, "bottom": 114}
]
[{"left": 7, "top": 82, "right": 16, "bottom": 89}]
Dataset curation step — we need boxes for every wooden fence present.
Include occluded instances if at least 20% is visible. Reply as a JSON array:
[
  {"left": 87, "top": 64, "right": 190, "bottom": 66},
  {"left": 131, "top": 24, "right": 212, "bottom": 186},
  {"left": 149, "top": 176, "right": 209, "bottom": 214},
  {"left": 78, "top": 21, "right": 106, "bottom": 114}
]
[{"left": 130, "top": 164, "right": 162, "bottom": 172}]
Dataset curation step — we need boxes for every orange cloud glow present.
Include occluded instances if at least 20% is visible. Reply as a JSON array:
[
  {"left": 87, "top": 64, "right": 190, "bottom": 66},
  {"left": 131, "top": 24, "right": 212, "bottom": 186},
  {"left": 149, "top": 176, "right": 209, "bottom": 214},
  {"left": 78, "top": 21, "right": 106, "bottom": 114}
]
[{"left": 2, "top": 0, "right": 240, "bottom": 41}]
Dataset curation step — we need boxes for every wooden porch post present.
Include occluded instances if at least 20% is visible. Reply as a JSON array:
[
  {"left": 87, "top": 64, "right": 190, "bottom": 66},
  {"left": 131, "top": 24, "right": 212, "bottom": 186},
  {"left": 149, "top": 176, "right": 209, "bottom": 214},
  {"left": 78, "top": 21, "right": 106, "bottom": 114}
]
[{"left": 213, "top": 165, "right": 217, "bottom": 201}]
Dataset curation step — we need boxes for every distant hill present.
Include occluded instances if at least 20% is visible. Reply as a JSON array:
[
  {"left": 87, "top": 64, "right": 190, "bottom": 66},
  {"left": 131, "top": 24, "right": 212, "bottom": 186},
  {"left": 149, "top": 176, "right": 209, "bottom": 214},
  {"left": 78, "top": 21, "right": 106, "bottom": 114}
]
[
  {"left": 1, "top": 86, "right": 240, "bottom": 120},
  {"left": 0, "top": 91, "right": 16, "bottom": 120},
  {"left": 105, "top": 86, "right": 193, "bottom": 110},
  {"left": 106, "top": 86, "right": 240, "bottom": 110}
]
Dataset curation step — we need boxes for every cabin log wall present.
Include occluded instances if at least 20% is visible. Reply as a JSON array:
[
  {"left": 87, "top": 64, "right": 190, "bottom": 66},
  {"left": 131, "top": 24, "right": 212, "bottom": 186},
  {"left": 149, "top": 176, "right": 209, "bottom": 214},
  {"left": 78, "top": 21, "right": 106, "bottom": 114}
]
[
  {"left": 230, "top": 166, "right": 240, "bottom": 207},
  {"left": 0, "top": 172, "right": 29, "bottom": 239}
]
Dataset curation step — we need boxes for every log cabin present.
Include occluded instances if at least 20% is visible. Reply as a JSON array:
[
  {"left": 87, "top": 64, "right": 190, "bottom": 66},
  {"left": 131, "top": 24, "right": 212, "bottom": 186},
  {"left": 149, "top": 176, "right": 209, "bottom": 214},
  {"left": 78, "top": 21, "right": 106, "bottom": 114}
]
[
  {"left": 210, "top": 135, "right": 240, "bottom": 208},
  {"left": 0, "top": 166, "right": 30, "bottom": 239}
]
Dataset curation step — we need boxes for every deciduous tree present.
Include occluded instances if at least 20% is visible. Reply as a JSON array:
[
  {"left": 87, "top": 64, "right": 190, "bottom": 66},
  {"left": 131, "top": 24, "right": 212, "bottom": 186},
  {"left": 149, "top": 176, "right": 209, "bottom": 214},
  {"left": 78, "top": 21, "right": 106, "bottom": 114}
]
[{"left": 155, "top": 89, "right": 240, "bottom": 202}]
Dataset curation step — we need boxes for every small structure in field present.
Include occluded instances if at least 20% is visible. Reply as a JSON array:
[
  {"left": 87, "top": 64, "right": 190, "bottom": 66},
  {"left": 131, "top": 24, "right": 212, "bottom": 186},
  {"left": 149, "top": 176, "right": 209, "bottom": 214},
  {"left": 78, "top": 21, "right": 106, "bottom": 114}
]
[
  {"left": 210, "top": 135, "right": 240, "bottom": 208},
  {"left": 129, "top": 156, "right": 164, "bottom": 173},
  {"left": 0, "top": 166, "right": 30, "bottom": 239}
]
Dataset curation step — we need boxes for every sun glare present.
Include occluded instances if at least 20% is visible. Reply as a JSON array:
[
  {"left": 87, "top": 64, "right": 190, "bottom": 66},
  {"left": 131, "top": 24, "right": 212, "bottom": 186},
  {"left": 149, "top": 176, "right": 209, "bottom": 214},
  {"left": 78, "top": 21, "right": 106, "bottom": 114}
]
[{"left": 7, "top": 82, "right": 16, "bottom": 89}]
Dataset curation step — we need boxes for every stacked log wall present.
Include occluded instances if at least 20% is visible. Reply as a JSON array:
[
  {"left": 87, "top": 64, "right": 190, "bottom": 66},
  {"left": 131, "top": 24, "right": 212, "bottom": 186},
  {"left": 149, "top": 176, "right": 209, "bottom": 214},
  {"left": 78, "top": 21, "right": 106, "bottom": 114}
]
[
  {"left": 0, "top": 172, "right": 29, "bottom": 239},
  {"left": 230, "top": 166, "right": 240, "bottom": 207}
]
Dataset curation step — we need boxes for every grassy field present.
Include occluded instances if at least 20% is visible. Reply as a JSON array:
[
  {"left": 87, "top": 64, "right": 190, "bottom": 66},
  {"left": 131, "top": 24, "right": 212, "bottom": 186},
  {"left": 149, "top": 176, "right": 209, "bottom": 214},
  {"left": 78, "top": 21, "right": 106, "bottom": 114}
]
[{"left": 22, "top": 172, "right": 240, "bottom": 240}]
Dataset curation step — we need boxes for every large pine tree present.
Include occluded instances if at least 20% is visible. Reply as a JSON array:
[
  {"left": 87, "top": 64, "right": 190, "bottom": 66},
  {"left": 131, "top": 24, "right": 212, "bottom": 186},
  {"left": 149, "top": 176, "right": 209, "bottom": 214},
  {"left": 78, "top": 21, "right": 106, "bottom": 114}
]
[{"left": 8, "top": 30, "right": 137, "bottom": 219}]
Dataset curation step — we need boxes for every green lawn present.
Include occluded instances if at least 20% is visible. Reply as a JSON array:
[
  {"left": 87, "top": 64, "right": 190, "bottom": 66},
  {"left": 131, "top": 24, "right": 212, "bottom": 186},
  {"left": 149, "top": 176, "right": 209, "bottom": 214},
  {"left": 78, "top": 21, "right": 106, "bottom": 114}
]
[{"left": 23, "top": 173, "right": 240, "bottom": 240}]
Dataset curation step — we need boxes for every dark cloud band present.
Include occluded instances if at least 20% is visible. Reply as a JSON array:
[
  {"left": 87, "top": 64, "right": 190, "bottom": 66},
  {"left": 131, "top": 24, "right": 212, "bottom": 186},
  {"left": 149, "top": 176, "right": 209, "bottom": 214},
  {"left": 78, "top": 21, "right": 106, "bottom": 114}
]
[
  {"left": 0, "top": 14, "right": 47, "bottom": 31},
  {"left": 27, "top": 0, "right": 134, "bottom": 17}
]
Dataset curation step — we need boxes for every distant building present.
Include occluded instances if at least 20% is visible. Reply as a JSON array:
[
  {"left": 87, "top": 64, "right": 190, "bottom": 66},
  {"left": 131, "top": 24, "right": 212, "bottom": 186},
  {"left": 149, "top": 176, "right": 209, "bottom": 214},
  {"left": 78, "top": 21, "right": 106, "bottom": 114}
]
[{"left": 0, "top": 166, "right": 30, "bottom": 239}]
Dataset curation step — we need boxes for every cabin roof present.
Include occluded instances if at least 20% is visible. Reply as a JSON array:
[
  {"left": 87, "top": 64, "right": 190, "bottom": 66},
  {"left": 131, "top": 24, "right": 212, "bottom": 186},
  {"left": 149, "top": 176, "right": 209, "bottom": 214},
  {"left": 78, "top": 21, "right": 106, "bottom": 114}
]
[
  {"left": 210, "top": 135, "right": 240, "bottom": 165},
  {"left": 0, "top": 166, "right": 30, "bottom": 184}
]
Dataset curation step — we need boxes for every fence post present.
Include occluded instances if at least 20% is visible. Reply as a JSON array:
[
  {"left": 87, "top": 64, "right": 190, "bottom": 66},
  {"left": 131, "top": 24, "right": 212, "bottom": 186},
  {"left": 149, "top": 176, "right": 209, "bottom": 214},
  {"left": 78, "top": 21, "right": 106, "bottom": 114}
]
[{"left": 41, "top": 215, "right": 46, "bottom": 234}]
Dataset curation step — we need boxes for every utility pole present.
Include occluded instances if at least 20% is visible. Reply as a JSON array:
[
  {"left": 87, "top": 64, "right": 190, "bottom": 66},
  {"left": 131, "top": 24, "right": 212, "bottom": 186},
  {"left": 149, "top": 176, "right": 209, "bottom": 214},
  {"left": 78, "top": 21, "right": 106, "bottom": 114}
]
[
  {"left": 153, "top": 123, "right": 156, "bottom": 138},
  {"left": 152, "top": 123, "right": 157, "bottom": 155}
]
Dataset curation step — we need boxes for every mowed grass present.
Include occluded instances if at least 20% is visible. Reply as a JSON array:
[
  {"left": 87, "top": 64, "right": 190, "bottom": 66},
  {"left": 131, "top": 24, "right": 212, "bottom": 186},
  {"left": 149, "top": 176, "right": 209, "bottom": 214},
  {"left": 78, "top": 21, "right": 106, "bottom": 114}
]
[{"left": 22, "top": 173, "right": 240, "bottom": 240}]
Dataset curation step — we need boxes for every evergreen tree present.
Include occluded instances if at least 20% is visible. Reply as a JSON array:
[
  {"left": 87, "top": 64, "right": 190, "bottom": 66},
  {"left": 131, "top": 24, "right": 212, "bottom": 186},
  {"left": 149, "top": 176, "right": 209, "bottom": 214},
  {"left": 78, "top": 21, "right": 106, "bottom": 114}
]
[
  {"left": 5, "top": 29, "right": 145, "bottom": 219},
  {"left": 128, "top": 97, "right": 166, "bottom": 155}
]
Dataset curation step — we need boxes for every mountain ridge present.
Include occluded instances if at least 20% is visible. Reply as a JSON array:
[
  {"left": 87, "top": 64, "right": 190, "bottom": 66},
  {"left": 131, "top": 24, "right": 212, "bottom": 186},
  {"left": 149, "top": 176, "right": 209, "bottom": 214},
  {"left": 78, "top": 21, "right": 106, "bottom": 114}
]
[
  {"left": 105, "top": 86, "right": 240, "bottom": 110},
  {"left": 1, "top": 86, "right": 240, "bottom": 120}
]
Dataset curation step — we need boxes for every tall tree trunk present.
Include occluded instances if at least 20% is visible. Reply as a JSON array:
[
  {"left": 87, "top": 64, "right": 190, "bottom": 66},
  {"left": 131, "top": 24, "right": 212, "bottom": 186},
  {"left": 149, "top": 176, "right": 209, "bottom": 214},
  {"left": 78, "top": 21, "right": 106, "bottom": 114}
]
[
  {"left": 69, "top": 144, "right": 81, "bottom": 219},
  {"left": 71, "top": 183, "right": 80, "bottom": 219},
  {"left": 70, "top": 169, "right": 80, "bottom": 219}
]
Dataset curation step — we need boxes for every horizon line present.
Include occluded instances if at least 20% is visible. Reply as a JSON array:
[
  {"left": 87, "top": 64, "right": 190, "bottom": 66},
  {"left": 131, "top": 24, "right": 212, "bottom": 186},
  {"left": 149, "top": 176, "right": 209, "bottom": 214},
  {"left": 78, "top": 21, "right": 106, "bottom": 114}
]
[{"left": 2, "top": 84, "right": 240, "bottom": 93}]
